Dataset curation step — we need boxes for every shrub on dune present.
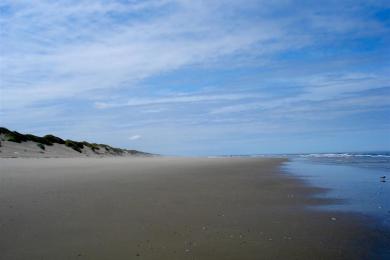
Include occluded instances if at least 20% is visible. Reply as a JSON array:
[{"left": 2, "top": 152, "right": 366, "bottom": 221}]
[
  {"left": 82, "top": 141, "right": 100, "bottom": 152},
  {"left": 1, "top": 126, "right": 149, "bottom": 156},
  {"left": 5, "top": 131, "right": 28, "bottom": 143},
  {"left": 0, "top": 127, "right": 12, "bottom": 135},
  {"left": 65, "top": 140, "right": 84, "bottom": 153},
  {"left": 37, "top": 143, "right": 45, "bottom": 150},
  {"left": 43, "top": 135, "right": 65, "bottom": 144},
  {"left": 25, "top": 134, "right": 53, "bottom": 145}
]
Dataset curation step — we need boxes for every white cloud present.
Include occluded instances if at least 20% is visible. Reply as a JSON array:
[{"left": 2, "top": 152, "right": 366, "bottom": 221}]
[
  {"left": 129, "top": 135, "right": 141, "bottom": 141},
  {"left": 210, "top": 72, "right": 390, "bottom": 116},
  {"left": 94, "top": 93, "right": 262, "bottom": 109},
  {"left": 0, "top": 0, "right": 284, "bottom": 109},
  {"left": 2, "top": 0, "right": 384, "bottom": 110}
]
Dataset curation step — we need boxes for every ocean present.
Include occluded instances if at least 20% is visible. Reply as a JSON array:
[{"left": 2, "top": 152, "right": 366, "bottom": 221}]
[
  {"left": 218, "top": 152, "right": 390, "bottom": 227},
  {"left": 282, "top": 152, "right": 390, "bottom": 227},
  {"left": 281, "top": 152, "right": 390, "bottom": 258}
]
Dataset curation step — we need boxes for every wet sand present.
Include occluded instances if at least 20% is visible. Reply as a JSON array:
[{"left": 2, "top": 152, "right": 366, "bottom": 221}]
[{"left": 0, "top": 157, "right": 385, "bottom": 259}]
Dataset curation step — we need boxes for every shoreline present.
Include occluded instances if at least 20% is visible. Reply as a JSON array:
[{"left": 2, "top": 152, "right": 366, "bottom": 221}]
[{"left": 0, "top": 157, "right": 387, "bottom": 259}]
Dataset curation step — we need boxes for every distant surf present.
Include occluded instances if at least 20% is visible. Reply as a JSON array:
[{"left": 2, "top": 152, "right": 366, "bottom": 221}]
[
  {"left": 294, "top": 152, "right": 390, "bottom": 171},
  {"left": 214, "top": 152, "right": 390, "bottom": 171}
]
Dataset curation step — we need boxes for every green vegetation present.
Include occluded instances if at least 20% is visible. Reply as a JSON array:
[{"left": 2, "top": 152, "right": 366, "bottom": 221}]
[
  {"left": 4, "top": 131, "right": 64, "bottom": 146},
  {"left": 99, "top": 144, "right": 111, "bottom": 152},
  {"left": 1, "top": 127, "right": 65, "bottom": 146},
  {"left": 0, "top": 127, "right": 12, "bottom": 135},
  {"left": 37, "top": 143, "right": 45, "bottom": 150},
  {"left": 98, "top": 144, "right": 124, "bottom": 154},
  {"left": 111, "top": 147, "right": 124, "bottom": 154},
  {"left": 25, "top": 134, "right": 53, "bottom": 145},
  {"left": 1, "top": 126, "right": 151, "bottom": 156},
  {"left": 64, "top": 140, "right": 102, "bottom": 153},
  {"left": 5, "top": 131, "right": 28, "bottom": 143},
  {"left": 43, "top": 135, "right": 65, "bottom": 144},
  {"left": 82, "top": 141, "right": 100, "bottom": 152},
  {"left": 65, "top": 140, "right": 84, "bottom": 153}
]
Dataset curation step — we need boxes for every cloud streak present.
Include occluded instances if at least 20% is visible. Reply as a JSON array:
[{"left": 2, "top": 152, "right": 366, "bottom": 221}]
[
  {"left": 94, "top": 93, "right": 263, "bottom": 109},
  {"left": 1, "top": 0, "right": 284, "bottom": 108},
  {"left": 129, "top": 135, "right": 141, "bottom": 141}
]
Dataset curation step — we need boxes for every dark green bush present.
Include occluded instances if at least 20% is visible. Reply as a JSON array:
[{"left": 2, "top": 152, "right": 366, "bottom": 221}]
[
  {"left": 65, "top": 140, "right": 83, "bottom": 153},
  {"left": 97, "top": 143, "right": 125, "bottom": 154},
  {"left": 111, "top": 147, "right": 123, "bottom": 154},
  {"left": 5, "top": 131, "right": 28, "bottom": 143},
  {"left": 37, "top": 143, "right": 45, "bottom": 150},
  {"left": 1, "top": 129, "right": 64, "bottom": 147},
  {"left": 82, "top": 141, "right": 100, "bottom": 152},
  {"left": 25, "top": 134, "right": 53, "bottom": 145},
  {"left": 0, "top": 127, "right": 11, "bottom": 135},
  {"left": 5, "top": 135, "right": 22, "bottom": 143},
  {"left": 43, "top": 135, "right": 65, "bottom": 144},
  {"left": 91, "top": 143, "right": 100, "bottom": 151},
  {"left": 99, "top": 144, "right": 110, "bottom": 152}
]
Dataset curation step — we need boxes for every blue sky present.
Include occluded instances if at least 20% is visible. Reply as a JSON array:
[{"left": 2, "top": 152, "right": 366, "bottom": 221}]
[{"left": 0, "top": 0, "right": 389, "bottom": 155}]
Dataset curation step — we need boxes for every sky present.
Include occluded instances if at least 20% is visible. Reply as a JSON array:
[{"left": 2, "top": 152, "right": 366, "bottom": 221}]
[{"left": 0, "top": 0, "right": 389, "bottom": 155}]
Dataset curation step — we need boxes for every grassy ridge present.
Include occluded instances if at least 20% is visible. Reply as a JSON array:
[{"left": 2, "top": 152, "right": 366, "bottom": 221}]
[{"left": 0, "top": 127, "right": 149, "bottom": 155}]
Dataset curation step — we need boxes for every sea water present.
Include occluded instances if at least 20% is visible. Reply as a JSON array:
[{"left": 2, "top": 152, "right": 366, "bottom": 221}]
[
  {"left": 282, "top": 152, "right": 390, "bottom": 227},
  {"left": 216, "top": 152, "right": 390, "bottom": 256},
  {"left": 215, "top": 152, "right": 390, "bottom": 226},
  {"left": 281, "top": 152, "right": 390, "bottom": 258}
]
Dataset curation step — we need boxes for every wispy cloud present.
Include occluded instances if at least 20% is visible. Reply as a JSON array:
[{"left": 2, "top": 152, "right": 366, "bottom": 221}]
[
  {"left": 129, "top": 135, "right": 141, "bottom": 141},
  {"left": 1, "top": 0, "right": 284, "bottom": 108},
  {"left": 94, "top": 93, "right": 262, "bottom": 109},
  {"left": 6, "top": 0, "right": 385, "bottom": 108},
  {"left": 210, "top": 72, "right": 390, "bottom": 115}
]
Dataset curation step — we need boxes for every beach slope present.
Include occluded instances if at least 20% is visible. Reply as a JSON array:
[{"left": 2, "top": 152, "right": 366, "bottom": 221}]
[{"left": 0, "top": 157, "right": 382, "bottom": 259}]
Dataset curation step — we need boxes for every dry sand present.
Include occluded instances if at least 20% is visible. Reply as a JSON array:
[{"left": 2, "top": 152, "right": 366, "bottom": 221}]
[{"left": 0, "top": 157, "right": 385, "bottom": 259}]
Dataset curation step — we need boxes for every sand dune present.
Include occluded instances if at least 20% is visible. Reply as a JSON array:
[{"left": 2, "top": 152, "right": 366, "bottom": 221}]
[
  {"left": 0, "top": 127, "right": 151, "bottom": 158},
  {"left": 0, "top": 139, "right": 150, "bottom": 158}
]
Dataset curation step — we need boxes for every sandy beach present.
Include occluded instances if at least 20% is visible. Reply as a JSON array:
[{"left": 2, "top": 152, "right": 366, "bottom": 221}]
[{"left": 0, "top": 157, "right": 385, "bottom": 259}]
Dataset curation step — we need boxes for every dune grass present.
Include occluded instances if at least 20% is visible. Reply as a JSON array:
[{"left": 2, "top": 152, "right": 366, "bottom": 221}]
[{"left": 0, "top": 126, "right": 151, "bottom": 156}]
